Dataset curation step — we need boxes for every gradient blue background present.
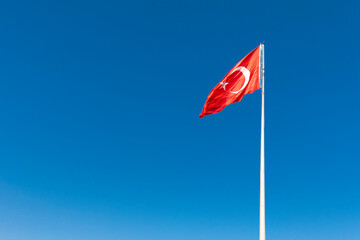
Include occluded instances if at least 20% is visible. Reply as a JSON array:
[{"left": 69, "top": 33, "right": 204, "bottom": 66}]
[{"left": 0, "top": 0, "right": 359, "bottom": 239}]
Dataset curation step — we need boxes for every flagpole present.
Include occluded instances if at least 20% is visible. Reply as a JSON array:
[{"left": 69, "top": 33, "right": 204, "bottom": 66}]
[{"left": 259, "top": 43, "right": 265, "bottom": 240}]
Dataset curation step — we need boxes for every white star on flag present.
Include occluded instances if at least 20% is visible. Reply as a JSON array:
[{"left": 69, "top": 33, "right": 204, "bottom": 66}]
[{"left": 219, "top": 81, "right": 228, "bottom": 90}]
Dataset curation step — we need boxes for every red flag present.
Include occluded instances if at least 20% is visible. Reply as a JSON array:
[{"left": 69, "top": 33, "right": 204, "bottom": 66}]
[{"left": 200, "top": 46, "right": 261, "bottom": 118}]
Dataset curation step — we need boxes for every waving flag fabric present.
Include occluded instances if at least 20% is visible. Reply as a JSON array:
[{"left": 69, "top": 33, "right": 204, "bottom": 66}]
[{"left": 199, "top": 46, "right": 261, "bottom": 118}]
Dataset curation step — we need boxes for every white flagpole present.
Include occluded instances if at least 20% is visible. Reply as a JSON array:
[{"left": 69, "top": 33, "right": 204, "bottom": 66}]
[{"left": 259, "top": 43, "right": 265, "bottom": 240}]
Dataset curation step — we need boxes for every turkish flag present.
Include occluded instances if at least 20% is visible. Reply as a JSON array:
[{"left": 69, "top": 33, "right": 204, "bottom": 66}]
[{"left": 199, "top": 46, "right": 261, "bottom": 118}]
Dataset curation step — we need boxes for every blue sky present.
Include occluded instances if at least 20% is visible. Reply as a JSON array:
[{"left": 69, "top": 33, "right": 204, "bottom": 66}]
[{"left": 0, "top": 0, "right": 359, "bottom": 239}]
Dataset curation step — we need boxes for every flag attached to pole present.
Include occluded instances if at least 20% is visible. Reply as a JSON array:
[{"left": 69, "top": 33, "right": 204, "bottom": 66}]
[{"left": 199, "top": 45, "right": 261, "bottom": 118}]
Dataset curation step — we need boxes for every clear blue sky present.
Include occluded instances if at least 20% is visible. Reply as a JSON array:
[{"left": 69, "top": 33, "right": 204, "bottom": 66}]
[{"left": 0, "top": 0, "right": 359, "bottom": 239}]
